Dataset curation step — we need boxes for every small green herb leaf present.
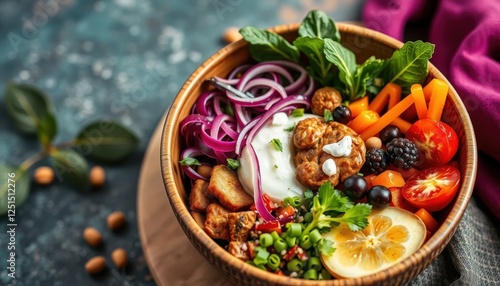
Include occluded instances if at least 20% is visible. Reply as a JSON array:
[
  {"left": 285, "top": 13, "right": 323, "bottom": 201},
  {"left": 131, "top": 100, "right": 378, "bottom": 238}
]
[
  {"left": 227, "top": 158, "right": 240, "bottom": 170},
  {"left": 339, "top": 203, "right": 372, "bottom": 231},
  {"left": 0, "top": 165, "right": 30, "bottom": 215},
  {"left": 351, "top": 56, "right": 385, "bottom": 100},
  {"left": 291, "top": 108, "right": 305, "bottom": 117},
  {"left": 318, "top": 238, "right": 335, "bottom": 256},
  {"left": 240, "top": 26, "right": 300, "bottom": 63},
  {"left": 74, "top": 120, "right": 139, "bottom": 163},
  {"left": 270, "top": 138, "right": 283, "bottom": 152},
  {"left": 51, "top": 149, "right": 89, "bottom": 191},
  {"left": 317, "top": 181, "right": 352, "bottom": 213},
  {"left": 283, "top": 122, "right": 296, "bottom": 132},
  {"left": 37, "top": 112, "right": 58, "bottom": 148},
  {"left": 298, "top": 10, "right": 341, "bottom": 41},
  {"left": 179, "top": 157, "right": 201, "bottom": 166},
  {"left": 4, "top": 83, "right": 52, "bottom": 134},
  {"left": 324, "top": 109, "right": 334, "bottom": 122},
  {"left": 274, "top": 164, "right": 278, "bottom": 169},
  {"left": 381, "top": 41, "right": 435, "bottom": 94}
]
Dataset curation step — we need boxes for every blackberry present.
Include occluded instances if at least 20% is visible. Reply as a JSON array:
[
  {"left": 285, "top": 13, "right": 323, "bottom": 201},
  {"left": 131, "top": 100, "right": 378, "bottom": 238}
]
[
  {"left": 365, "top": 148, "right": 390, "bottom": 174},
  {"left": 386, "top": 138, "right": 419, "bottom": 169}
]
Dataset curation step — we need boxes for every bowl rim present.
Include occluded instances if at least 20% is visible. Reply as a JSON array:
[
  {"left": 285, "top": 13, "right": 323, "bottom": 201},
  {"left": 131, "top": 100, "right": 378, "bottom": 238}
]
[{"left": 160, "top": 22, "right": 478, "bottom": 285}]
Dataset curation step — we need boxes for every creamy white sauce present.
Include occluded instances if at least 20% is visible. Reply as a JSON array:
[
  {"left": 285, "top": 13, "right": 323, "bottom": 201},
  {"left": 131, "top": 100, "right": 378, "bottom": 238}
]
[
  {"left": 323, "top": 136, "right": 352, "bottom": 157},
  {"left": 322, "top": 158, "right": 337, "bottom": 176},
  {"left": 238, "top": 114, "right": 320, "bottom": 202},
  {"left": 272, "top": 112, "right": 288, "bottom": 126}
]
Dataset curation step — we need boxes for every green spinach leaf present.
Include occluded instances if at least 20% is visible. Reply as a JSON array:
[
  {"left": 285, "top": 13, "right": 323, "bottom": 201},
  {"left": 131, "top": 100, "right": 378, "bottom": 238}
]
[
  {"left": 294, "top": 37, "right": 334, "bottom": 86},
  {"left": 381, "top": 41, "right": 435, "bottom": 94},
  {"left": 298, "top": 10, "right": 341, "bottom": 41},
  {"left": 239, "top": 26, "right": 300, "bottom": 63}
]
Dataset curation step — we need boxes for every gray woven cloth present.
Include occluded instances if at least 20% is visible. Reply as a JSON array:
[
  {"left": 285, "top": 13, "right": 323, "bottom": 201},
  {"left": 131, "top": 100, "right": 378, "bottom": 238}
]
[{"left": 408, "top": 196, "right": 500, "bottom": 286}]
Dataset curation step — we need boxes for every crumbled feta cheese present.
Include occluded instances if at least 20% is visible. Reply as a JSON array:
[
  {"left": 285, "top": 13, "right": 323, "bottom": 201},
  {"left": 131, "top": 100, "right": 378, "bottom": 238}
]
[
  {"left": 323, "top": 136, "right": 352, "bottom": 157},
  {"left": 322, "top": 158, "right": 337, "bottom": 176},
  {"left": 272, "top": 112, "right": 288, "bottom": 126},
  {"left": 241, "top": 243, "right": 248, "bottom": 251}
]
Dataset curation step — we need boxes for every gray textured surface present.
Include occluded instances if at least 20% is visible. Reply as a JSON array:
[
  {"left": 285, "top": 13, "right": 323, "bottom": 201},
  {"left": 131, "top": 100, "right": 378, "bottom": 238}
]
[{"left": 0, "top": 1, "right": 365, "bottom": 285}]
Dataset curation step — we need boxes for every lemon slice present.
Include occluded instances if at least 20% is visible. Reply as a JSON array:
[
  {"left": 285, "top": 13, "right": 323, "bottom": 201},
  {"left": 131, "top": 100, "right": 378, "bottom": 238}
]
[{"left": 321, "top": 207, "right": 426, "bottom": 278}]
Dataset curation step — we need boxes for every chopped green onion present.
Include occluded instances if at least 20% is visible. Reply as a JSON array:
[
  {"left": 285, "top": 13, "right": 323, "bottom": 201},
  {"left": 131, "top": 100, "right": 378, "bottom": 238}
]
[
  {"left": 304, "top": 268, "right": 318, "bottom": 280},
  {"left": 308, "top": 257, "right": 322, "bottom": 271},
  {"left": 270, "top": 138, "right": 283, "bottom": 152},
  {"left": 284, "top": 196, "right": 302, "bottom": 207},
  {"left": 259, "top": 233, "right": 273, "bottom": 247},
  {"left": 286, "top": 258, "right": 303, "bottom": 272},
  {"left": 320, "top": 268, "right": 332, "bottom": 280},
  {"left": 267, "top": 254, "right": 281, "bottom": 271},
  {"left": 253, "top": 249, "right": 270, "bottom": 266},
  {"left": 309, "top": 229, "right": 322, "bottom": 244},
  {"left": 286, "top": 223, "right": 302, "bottom": 237},
  {"left": 226, "top": 158, "right": 240, "bottom": 170},
  {"left": 273, "top": 238, "right": 287, "bottom": 253},
  {"left": 304, "top": 212, "right": 313, "bottom": 223},
  {"left": 300, "top": 235, "right": 312, "bottom": 250},
  {"left": 270, "top": 231, "right": 280, "bottom": 242},
  {"left": 291, "top": 108, "right": 304, "bottom": 117},
  {"left": 179, "top": 157, "right": 201, "bottom": 166},
  {"left": 285, "top": 236, "right": 297, "bottom": 248}
]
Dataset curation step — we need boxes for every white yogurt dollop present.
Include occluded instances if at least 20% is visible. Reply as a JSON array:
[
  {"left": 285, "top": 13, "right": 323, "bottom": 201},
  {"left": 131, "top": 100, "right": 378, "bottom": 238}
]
[{"left": 238, "top": 114, "right": 320, "bottom": 202}]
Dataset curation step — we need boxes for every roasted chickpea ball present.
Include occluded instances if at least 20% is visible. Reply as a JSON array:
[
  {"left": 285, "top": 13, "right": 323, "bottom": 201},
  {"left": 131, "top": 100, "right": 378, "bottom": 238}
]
[{"left": 311, "top": 87, "right": 343, "bottom": 116}]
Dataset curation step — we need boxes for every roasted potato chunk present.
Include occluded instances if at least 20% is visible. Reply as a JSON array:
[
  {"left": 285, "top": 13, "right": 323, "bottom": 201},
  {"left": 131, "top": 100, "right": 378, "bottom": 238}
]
[
  {"left": 208, "top": 165, "right": 253, "bottom": 211},
  {"left": 191, "top": 212, "right": 206, "bottom": 229},
  {"left": 228, "top": 211, "right": 256, "bottom": 242},
  {"left": 189, "top": 179, "right": 214, "bottom": 212}
]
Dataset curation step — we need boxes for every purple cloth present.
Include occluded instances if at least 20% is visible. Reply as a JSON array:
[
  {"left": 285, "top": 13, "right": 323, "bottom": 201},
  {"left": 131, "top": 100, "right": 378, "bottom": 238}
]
[{"left": 363, "top": 0, "right": 500, "bottom": 220}]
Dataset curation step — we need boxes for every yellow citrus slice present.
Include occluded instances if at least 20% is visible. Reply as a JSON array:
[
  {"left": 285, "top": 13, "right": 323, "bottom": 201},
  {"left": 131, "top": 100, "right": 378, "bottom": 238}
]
[{"left": 321, "top": 207, "right": 426, "bottom": 278}]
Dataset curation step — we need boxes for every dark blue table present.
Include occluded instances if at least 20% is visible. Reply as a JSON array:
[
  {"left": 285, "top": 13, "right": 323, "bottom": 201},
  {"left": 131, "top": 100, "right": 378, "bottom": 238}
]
[{"left": 0, "top": 1, "right": 364, "bottom": 285}]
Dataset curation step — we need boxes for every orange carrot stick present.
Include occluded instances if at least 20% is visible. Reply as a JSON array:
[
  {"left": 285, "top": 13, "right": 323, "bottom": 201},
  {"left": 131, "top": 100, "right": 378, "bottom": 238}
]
[
  {"left": 368, "top": 83, "right": 401, "bottom": 114},
  {"left": 348, "top": 110, "right": 379, "bottom": 134},
  {"left": 390, "top": 117, "right": 412, "bottom": 133},
  {"left": 426, "top": 79, "right": 449, "bottom": 121},
  {"left": 415, "top": 208, "right": 439, "bottom": 234},
  {"left": 360, "top": 95, "right": 415, "bottom": 141},
  {"left": 423, "top": 79, "right": 438, "bottom": 101},
  {"left": 348, "top": 96, "right": 369, "bottom": 118},
  {"left": 411, "top": 84, "right": 428, "bottom": 119}
]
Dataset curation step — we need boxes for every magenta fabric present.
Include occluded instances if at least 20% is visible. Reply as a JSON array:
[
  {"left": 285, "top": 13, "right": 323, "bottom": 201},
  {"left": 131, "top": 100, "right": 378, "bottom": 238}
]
[{"left": 363, "top": 0, "right": 500, "bottom": 219}]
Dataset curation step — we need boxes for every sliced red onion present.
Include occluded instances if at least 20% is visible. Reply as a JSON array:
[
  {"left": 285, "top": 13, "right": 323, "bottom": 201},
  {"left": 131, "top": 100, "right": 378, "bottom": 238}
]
[
  {"left": 247, "top": 144, "right": 276, "bottom": 222},
  {"left": 237, "top": 63, "right": 293, "bottom": 90},
  {"left": 180, "top": 147, "right": 208, "bottom": 181}
]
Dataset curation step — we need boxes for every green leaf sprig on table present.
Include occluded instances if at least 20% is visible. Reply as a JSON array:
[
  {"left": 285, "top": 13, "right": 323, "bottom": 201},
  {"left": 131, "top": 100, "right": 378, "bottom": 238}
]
[
  {"left": 0, "top": 83, "right": 139, "bottom": 215},
  {"left": 239, "top": 10, "right": 435, "bottom": 102}
]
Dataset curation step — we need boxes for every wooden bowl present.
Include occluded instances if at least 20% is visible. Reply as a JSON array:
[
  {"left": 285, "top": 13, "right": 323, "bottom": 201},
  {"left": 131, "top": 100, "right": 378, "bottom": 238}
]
[{"left": 161, "top": 23, "right": 477, "bottom": 285}]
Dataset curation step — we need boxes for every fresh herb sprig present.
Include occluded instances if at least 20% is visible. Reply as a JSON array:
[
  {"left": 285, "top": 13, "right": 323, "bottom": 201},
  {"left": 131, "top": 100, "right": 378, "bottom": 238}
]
[
  {"left": 0, "top": 83, "right": 139, "bottom": 215},
  {"left": 239, "top": 10, "right": 435, "bottom": 101}
]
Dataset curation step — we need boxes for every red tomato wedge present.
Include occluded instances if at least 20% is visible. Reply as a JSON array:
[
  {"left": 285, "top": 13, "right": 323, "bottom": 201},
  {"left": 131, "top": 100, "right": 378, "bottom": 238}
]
[
  {"left": 402, "top": 166, "right": 460, "bottom": 212},
  {"left": 406, "top": 119, "right": 459, "bottom": 168},
  {"left": 389, "top": 187, "right": 418, "bottom": 213}
]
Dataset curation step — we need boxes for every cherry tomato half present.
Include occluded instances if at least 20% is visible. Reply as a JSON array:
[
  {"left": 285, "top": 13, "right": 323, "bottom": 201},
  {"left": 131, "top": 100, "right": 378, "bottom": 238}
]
[
  {"left": 401, "top": 166, "right": 460, "bottom": 212},
  {"left": 389, "top": 187, "right": 418, "bottom": 213},
  {"left": 406, "top": 119, "right": 459, "bottom": 168}
]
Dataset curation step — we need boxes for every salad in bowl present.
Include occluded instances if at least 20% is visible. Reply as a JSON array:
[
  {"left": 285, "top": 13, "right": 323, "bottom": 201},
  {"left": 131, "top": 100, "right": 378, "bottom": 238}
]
[{"left": 161, "top": 10, "right": 476, "bottom": 285}]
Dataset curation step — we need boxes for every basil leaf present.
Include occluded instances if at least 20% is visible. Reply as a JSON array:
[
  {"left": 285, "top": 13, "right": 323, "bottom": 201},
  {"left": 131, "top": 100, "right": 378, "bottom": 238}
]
[
  {"left": 37, "top": 112, "right": 58, "bottom": 147},
  {"left": 0, "top": 165, "right": 30, "bottom": 215},
  {"left": 240, "top": 26, "right": 300, "bottom": 63},
  {"left": 294, "top": 37, "right": 335, "bottom": 86},
  {"left": 298, "top": 10, "right": 340, "bottom": 41},
  {"left": 74, "top": 120, "right": 139, "bottom": 163},
  {"left": 381, "top": 41, "right": 435, "bottom": 94},
  {"left": 4, "top": 83, "right": 52, "bottom": 134},
  {"left": 51, "top": 149, "right": 89, "bottom": 191},
  {"left": 324, "top": 39, "right": 357, "bottom": 98}
]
